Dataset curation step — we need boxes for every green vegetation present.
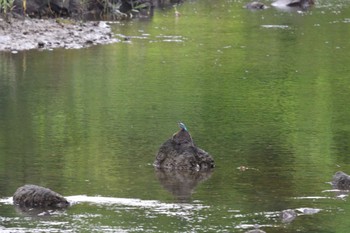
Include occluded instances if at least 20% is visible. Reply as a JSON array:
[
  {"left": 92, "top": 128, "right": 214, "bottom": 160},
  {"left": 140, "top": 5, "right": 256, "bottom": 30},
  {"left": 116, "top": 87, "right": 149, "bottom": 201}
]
[
  {"left": 0, "top": 0, "right": 151, "bottom": 19},
  {"left": 0, "top": 0, "right": 14, "bottom": 14}
]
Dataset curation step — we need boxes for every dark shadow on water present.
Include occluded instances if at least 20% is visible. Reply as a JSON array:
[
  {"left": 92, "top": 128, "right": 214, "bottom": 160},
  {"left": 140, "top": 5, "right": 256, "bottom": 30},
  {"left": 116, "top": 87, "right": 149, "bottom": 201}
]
[{"left": 155, "top": 168, "right": 213, "bottom": 202}]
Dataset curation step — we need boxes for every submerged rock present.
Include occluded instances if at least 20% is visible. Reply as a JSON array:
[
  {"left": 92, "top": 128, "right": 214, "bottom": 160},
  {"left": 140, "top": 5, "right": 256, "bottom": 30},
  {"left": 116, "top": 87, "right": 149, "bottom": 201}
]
[
  {"left": 13, "top": 184, "right": 69, "bottom": 208},
  {"left": 332, "top": 171, "right": 350, "bottom": 190},
  {"left": 245, "top": 2, "right": 267, "bottom": 10},
  {"left": 280, "top": 209, "right": 297, "bottom": 223},
  {"left": 13, "top": 0, "right": 80, "bottom": 17},
  {"left": 246, "top": 0, "right": 315, "bottom": 10},
  {"left": 272, "top": 0, "right": 315, "bottom": 8},
  {"left": 154, "top": 123, "right": 215, "bottom": 170}
]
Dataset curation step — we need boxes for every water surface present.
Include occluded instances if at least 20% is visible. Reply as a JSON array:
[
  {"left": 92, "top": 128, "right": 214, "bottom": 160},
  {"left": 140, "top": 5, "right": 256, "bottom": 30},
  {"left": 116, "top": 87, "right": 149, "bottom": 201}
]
[{"left": 1, "top": 0, "right": 350, "bottom": 232}]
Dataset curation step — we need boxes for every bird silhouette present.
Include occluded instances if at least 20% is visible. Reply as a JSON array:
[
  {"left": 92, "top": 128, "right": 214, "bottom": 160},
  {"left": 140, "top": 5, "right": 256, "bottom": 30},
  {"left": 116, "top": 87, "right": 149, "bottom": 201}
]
[{"left": 178, "top": 122, "right": 188, "bottom": 131}]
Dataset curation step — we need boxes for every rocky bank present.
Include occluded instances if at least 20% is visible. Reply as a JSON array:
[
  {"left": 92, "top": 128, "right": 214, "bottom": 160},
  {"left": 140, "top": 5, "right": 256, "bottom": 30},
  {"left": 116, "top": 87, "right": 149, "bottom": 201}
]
[{"left": 0, "top": 16, "right": 119, "bottom": 52}]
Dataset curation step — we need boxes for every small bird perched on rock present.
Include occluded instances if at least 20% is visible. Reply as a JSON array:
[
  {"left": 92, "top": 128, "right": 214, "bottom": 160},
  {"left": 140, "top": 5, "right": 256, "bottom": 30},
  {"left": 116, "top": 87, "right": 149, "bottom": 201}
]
[
  {"left": 178, "top": 122, "right": 188, "bottom": 131},
  {"left": 154, "top": 123, "right": 215, "bottom": 170}
]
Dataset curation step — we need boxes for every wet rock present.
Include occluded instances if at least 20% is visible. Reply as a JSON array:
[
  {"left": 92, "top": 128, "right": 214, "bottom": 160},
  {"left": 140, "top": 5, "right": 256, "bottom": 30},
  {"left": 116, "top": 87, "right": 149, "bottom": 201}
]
[
  {"left": 332, "top": 171, "right": 350, "bottom": 190},
  {"left": 272, "top": 0, "right": 315, "bottom": 9},
  {"left": 13, "top": 184, "right": 69, "bottom": 208},
  {"left": 245, "top": 2, "right": 267, "bottom": 10},
  {"left": 280, "top": 209, "right": 297, "bottom": 223},
  {"left": 154, "top": 123, "right": 215, "bottom": 170},
  {"left": 247, "top": 0, "right": 315, "bottom": 10},
  {"left": 37, "top": 41, "right": 45, "bottom": 48}
]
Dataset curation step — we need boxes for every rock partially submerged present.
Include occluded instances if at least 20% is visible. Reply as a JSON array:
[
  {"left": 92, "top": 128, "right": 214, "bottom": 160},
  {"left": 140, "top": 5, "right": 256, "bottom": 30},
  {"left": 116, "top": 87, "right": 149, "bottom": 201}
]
[
  {"left": 332, "top": 171, "right": 350, "bottom": 190},
  {"left": 245, "top": 228, "right": 266, "bottom": 233},
  {"left": 245, "top": 1, "right": 267, "bottom": 10},
  {"left": 280, "top": 209, "right": 297, "bottom": 223},
  {"left": 154, "top": 123, "right": 215, "bottom": 171},
  {"left": 245, "top": 0, "right": 314, "bottom": 10},
  {"left": 271, "top": 0, "right": 314, "bottom": 9},
  {"left": 13, "top": 184, "right": 69, "bottom": 208}
]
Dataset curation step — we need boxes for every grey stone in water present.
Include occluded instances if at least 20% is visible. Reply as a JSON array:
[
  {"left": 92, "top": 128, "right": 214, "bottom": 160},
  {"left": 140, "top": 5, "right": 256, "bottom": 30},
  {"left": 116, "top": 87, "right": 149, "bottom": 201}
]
[
  {"left": 280, "top": 209, "right": 297, "bottom": 223},
  {"left": 272, "top": 0, "right": 315, "bottom": 8},
  {"left": 246, "top": 0, "right": 314, "bottom": 11},
  {"left": 332, "top": 171, "right": 350, "bottom": 190},
  {"left": 154, "top": 123, "right": 215, "bottom": 170},
  {"left": 245, "top": 1, "right": 267, "bottom": 10},
  {"left": 38, "top": 41, "right": 45, "bottom": 48},
  {"left": 13, "top": 184, "right": 69, "bottom": 208}
]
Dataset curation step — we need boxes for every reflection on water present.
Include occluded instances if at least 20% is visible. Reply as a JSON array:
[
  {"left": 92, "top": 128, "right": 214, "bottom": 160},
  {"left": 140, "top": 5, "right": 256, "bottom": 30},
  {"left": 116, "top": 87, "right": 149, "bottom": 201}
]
[
  {"left": 1, "top": 195, "right": 209, "bottom": 232},
  {"left": 0, "top": 194, "right": 326, "bottom": 232},
  {"left": 155, "top": 169, "right": 213, "bottom": 201},
  {"left": 1, "top": 0, "right": 350, "bottom": 232}
]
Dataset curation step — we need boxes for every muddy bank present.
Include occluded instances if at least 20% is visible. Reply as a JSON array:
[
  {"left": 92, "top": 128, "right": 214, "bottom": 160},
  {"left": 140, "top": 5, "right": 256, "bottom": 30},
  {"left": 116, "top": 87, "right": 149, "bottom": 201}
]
[{"left": 0, "top": 16, "right": 120, "bottom": 52}]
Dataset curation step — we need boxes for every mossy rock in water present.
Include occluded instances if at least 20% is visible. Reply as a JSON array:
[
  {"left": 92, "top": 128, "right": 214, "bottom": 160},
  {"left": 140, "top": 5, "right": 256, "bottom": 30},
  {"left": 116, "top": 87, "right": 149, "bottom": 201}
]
[
  {"left": 332, "top": 171, "right": 350, "bottom": 190},
  {"left": 245, "top": 2, "right": 267, "bottom": 10},
  {"left": 13, "top": 184, "right": 69, "bottom": 208},
  {"left": 154, "top": 123, "right": 215, "bottom": 170},
  {"left": 280, "top": 209, "right": 297, "bottom": 223}
]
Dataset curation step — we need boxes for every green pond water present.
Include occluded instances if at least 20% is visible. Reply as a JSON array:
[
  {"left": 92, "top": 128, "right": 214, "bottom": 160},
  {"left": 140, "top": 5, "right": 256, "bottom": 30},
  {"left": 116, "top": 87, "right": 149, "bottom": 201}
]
[{"left": 1, "top": 0, "right": 350, "bottom": 232}]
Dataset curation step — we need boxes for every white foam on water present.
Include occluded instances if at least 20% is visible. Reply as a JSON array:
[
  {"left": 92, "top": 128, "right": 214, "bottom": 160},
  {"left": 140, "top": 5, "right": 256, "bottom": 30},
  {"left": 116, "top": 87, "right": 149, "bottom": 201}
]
[
  {"left": 296, "top": 207, "right": 322, "bottom": 215},
  {"left": 293, "top": 196, "right": 330, "bottom": 199},
  {"left": 0, "top": 197, "right": 13, "bottom": 205},
  {"left": 2, "top": 195, "right": 208, "bottom": 216},
  {"left": 67, "top": 195, "right": 205, "bottom": 209},
  {"left": 66, "top": 195, "right": 208, "bottom": 218}
]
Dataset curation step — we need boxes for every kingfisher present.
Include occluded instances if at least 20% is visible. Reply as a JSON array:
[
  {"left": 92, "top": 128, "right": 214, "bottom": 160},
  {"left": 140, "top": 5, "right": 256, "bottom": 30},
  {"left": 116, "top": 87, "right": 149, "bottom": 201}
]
[{"left": 178, "top": 122, "right": 188, "bottom": 131}]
